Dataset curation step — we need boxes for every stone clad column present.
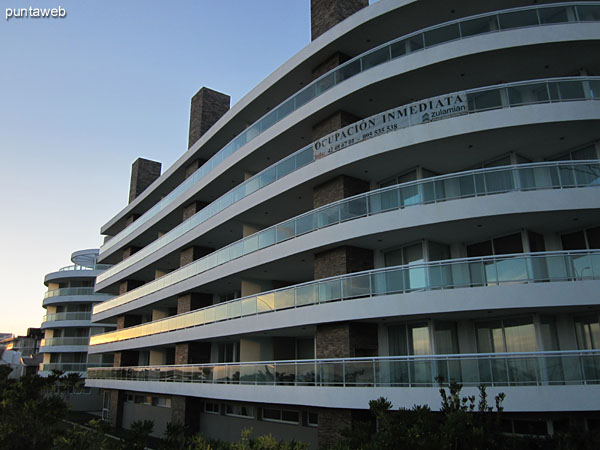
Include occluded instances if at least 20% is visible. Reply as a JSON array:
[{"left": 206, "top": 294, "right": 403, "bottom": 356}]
[
  {"left": 128, "top": 157, "right": 161, "bottom": 203},
  {"left": 311, "top": 0, "right": 368, "bottom": 41},
  {"left": 188, "top": 87, "right": 230, "bottom": 148}
]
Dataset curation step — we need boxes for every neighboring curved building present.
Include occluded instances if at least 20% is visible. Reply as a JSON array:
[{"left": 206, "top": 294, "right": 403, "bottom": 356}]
[
  {"left": 87, "top": 0, "right": 600, "bottom": 445},
  {"left": 40, "top": 249, "right": 114, "bottom": 411}
]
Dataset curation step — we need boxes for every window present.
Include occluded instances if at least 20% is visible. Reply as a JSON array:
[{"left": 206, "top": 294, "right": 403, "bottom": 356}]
[
  {"left": 561, "top": 226, "right": 600, "bottom": 250},
  {"left": 388, "top": 323, "right": 431, "bottom": 356},
  {"left": 225, "top": 404, "right": 254, "bottom": 418},
  {"left": 152, "top": 397, "right": 171, "bottom": 408},
  {"left": 549, "top": 144, "right": 598, "bottom": 161},
  {"left": 307, "top": 412, "right": 318, "bottom": 427},
  {"left": 467, "top": 232, "right": 523, "bottom": 257},
  {"left": 262, "top": 408, "right": 300, "bottom": 424},
  {"left": 134, "top": 395, "right": 150, "bottom": 405},
  {"left": 476, "top": 317, "right": 537, "bottom": 353},
  {"left": 204, "top": 402, "right": 220, "bottom": 414},
  {"left": 574, "top": 315, "right": 600, "bottom": 350}
]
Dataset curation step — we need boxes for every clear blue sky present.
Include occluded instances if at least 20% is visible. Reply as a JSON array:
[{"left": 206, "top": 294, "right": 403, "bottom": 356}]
[{"left": 0, "top": 0, "right": 312, "bottom": 335}]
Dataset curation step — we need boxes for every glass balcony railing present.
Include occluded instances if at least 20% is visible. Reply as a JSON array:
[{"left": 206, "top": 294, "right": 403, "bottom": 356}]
[
  {"left": 58, "top": 264, "right": 111, "bottom": 272},
  {"left": 41, "top": 362, "right": 112, "bottom": 373},
  {"left": 93, "top": 160, "right": 600, "bottom": 315},
  {"left": 97, "top": 74, "right": 600, "bottom": 287},
  {"left": 42, "top": 312, "right": 92, "bottom": 322},
  {"left": 87, "top": 350, "right": 600, "bottom": 388},
  {"left": 90, "top": 250, "right": 600, "bottom": 346},
  {"left": 99, "top": 2, "right": 600, "bottom": 258},
  {"left": 41, "top": 337, "right": 90, "bottom": 347},
  {"left": 44, "top": 287, "right": 113, "bottom": 300}
]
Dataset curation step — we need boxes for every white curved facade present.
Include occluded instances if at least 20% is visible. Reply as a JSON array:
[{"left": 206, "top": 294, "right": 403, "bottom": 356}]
[
  {"left": 88, "top": 1, "right": 600, "bottom": 444},
  {"left": 40, "top": 249, "right": 115, "bottom": 411}
]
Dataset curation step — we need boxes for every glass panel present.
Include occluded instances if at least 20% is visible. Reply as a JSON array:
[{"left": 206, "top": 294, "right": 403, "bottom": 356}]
[
  {"left": 318, "top": 279, "right": 342, "bottom": 303},
  {"left": 468, "top": 89, "right": 503, "bottom": 111},
  {"left": 495, "top": 257, "right": 528, "bottom": 284},
  {"left": 273, "top": 289, "right": 294, "bottom": 310},
  {"left": 295, "top": 146, "right": 314, "bottom": 168},
  {"left": 315, "top": 71, "right": 335, "bottom": 95},
  {"left": 558, "top": 81, "right": 586, "bottom": 100},
  {"left": 317, "top": 205, "right": 339, "bottom": 228},
  {"left": 406, "top": 34, "right": 424, "bottom": 52},
  {"left": 340, "top": 196, "right": 368, "bottom": 221},
  {"left": 276, "top": 221, "right": 295, "bottom": 242},
  {"left": 295, "top": 84, "right": 316, "bottom": 109},
  {"left": 400, "top": 184, "right": 421, "bottom": 206},
  {"left": 241, "top": 297, "right": 257, "bottom": 316},
  {"left": 295, "top": 213, "right": 316, "bottom": 235},
  {"left": 424, "top": 23, "right": 460, "bottom": 47},
  {"left": 508, "top": 83, "right": 549, "bottom": 105},
  {"left": 257, "top": 293, "right": 275, "bottom": 313},
  {"left": 258, "top": 228, "right": 276, "bottom": 249},
  {"left": 361, "top": 46, "right": 390, "bottom": 70},
  {"left": 577, "top": 5, "right": 600, "bottom": 22},
  {"left": 259, "top": 167, "right": 276, "bottom": 188},
  {"left": 277, "top": 98, "right": 294, "bottom": 121},
  {"left": 460, "top": 16, "right": 497, "bottom": 37},
  {"left": 276, "top": 156, "right": 295, "bottom": 179},
  {"left": 390, "top": 39, "right": 408, "bottom": 58},
  {"left": 342, "top": 274, "right": 371, "bottom": 298},
  {"left": 335, "top": 59, "right": 361, "bottom": 82},
  {"left": 369, "top": 188, "right": 398, "bottom": 213},
  {"left": 498, "top": 9, "right": 539, "bottom": 30},
  {"left": 295, "top": 284, "right": 316, "bottom": 306},
  {"left": 538, "top": 6, "right": 572, "bottom": 24}
]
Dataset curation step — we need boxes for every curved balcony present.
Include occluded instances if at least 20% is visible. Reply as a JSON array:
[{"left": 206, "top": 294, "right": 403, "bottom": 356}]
[
  {"left": 41, "top": 337, "right": 90, "bottom": 347},
  {"left": 42, "top": 287, "right": 114, "bottom": 308},
  {"left": 90, "top": 250, "right": 600, "bottom": 346},
  {"left": 42, "top": 312, "right": 92, "bottom": 322},
  {"left": 41, "top": 362, "right": 113, "bottom": 373},
  {"left": 98, "top": 2, "right": 600, "bottom": 259},
  {"left": 87, "top": 350, "right": 600, "bottom": 388},
  {"left": 58, "top": 263, "right": 111, "bottom": 272},
  {"left": 93, "top": 159, "right": 600, "bottom": 315},
  {"left": 97, "top": 74, "right": 600, "bottom": 287},
  {"left": 44, "top": 287, "right": 97, "bottom": 299}
]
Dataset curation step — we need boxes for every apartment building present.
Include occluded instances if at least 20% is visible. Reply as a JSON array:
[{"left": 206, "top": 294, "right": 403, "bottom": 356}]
[
  {"left": 87, "top": 0, "right": 600, "bottom": 445},
  {"left": 40, "top": 249, "right": 115, "bottom": 410}
]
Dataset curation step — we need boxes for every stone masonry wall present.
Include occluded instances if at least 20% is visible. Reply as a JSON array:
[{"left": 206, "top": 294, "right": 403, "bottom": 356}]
[
  {"left": 316, "top": 322, "right": 351, "bottom": 358},
  {"left": 312, "top": 111, "right": 360, "bottom": 142},
  {"left": 312, "top": 52, "right": 350, "bottom": 80},
  {"left": 185, "top": 159, "right": 206, "bottom": 179},
  {"left": 177, "top": 293, "right": 213, "bottom": 314},
  {"left": 313, "top": 175, "right": 370, "bottom": 208},
  {"left": 188, "top": 87, "right": 230, "bottom": 148},
  {"left": 109, "top": 389, "right": 124, "bottom": 429},
  {"left": 128, "top": 157, "right": 161, "bottom": 204},
  {"left": 179, "top": 246, "right": 213, "bottom": 268},
  {"left": 311, "top": 0, "right": 368, "bottom": 41},
  {"left": 314, "top": 246, "right": 373, "bottom": 279},
  {"left": 318, "top": 408, "right": 352, "bottom": 448},
  {"left": 182, "top": 201, "right": 207, "bottom": 222}
]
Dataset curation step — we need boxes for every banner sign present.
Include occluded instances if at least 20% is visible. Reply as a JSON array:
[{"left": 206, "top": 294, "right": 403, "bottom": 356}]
[{"left": 313, "top": 92, "right": 468, "bottom": 159}]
